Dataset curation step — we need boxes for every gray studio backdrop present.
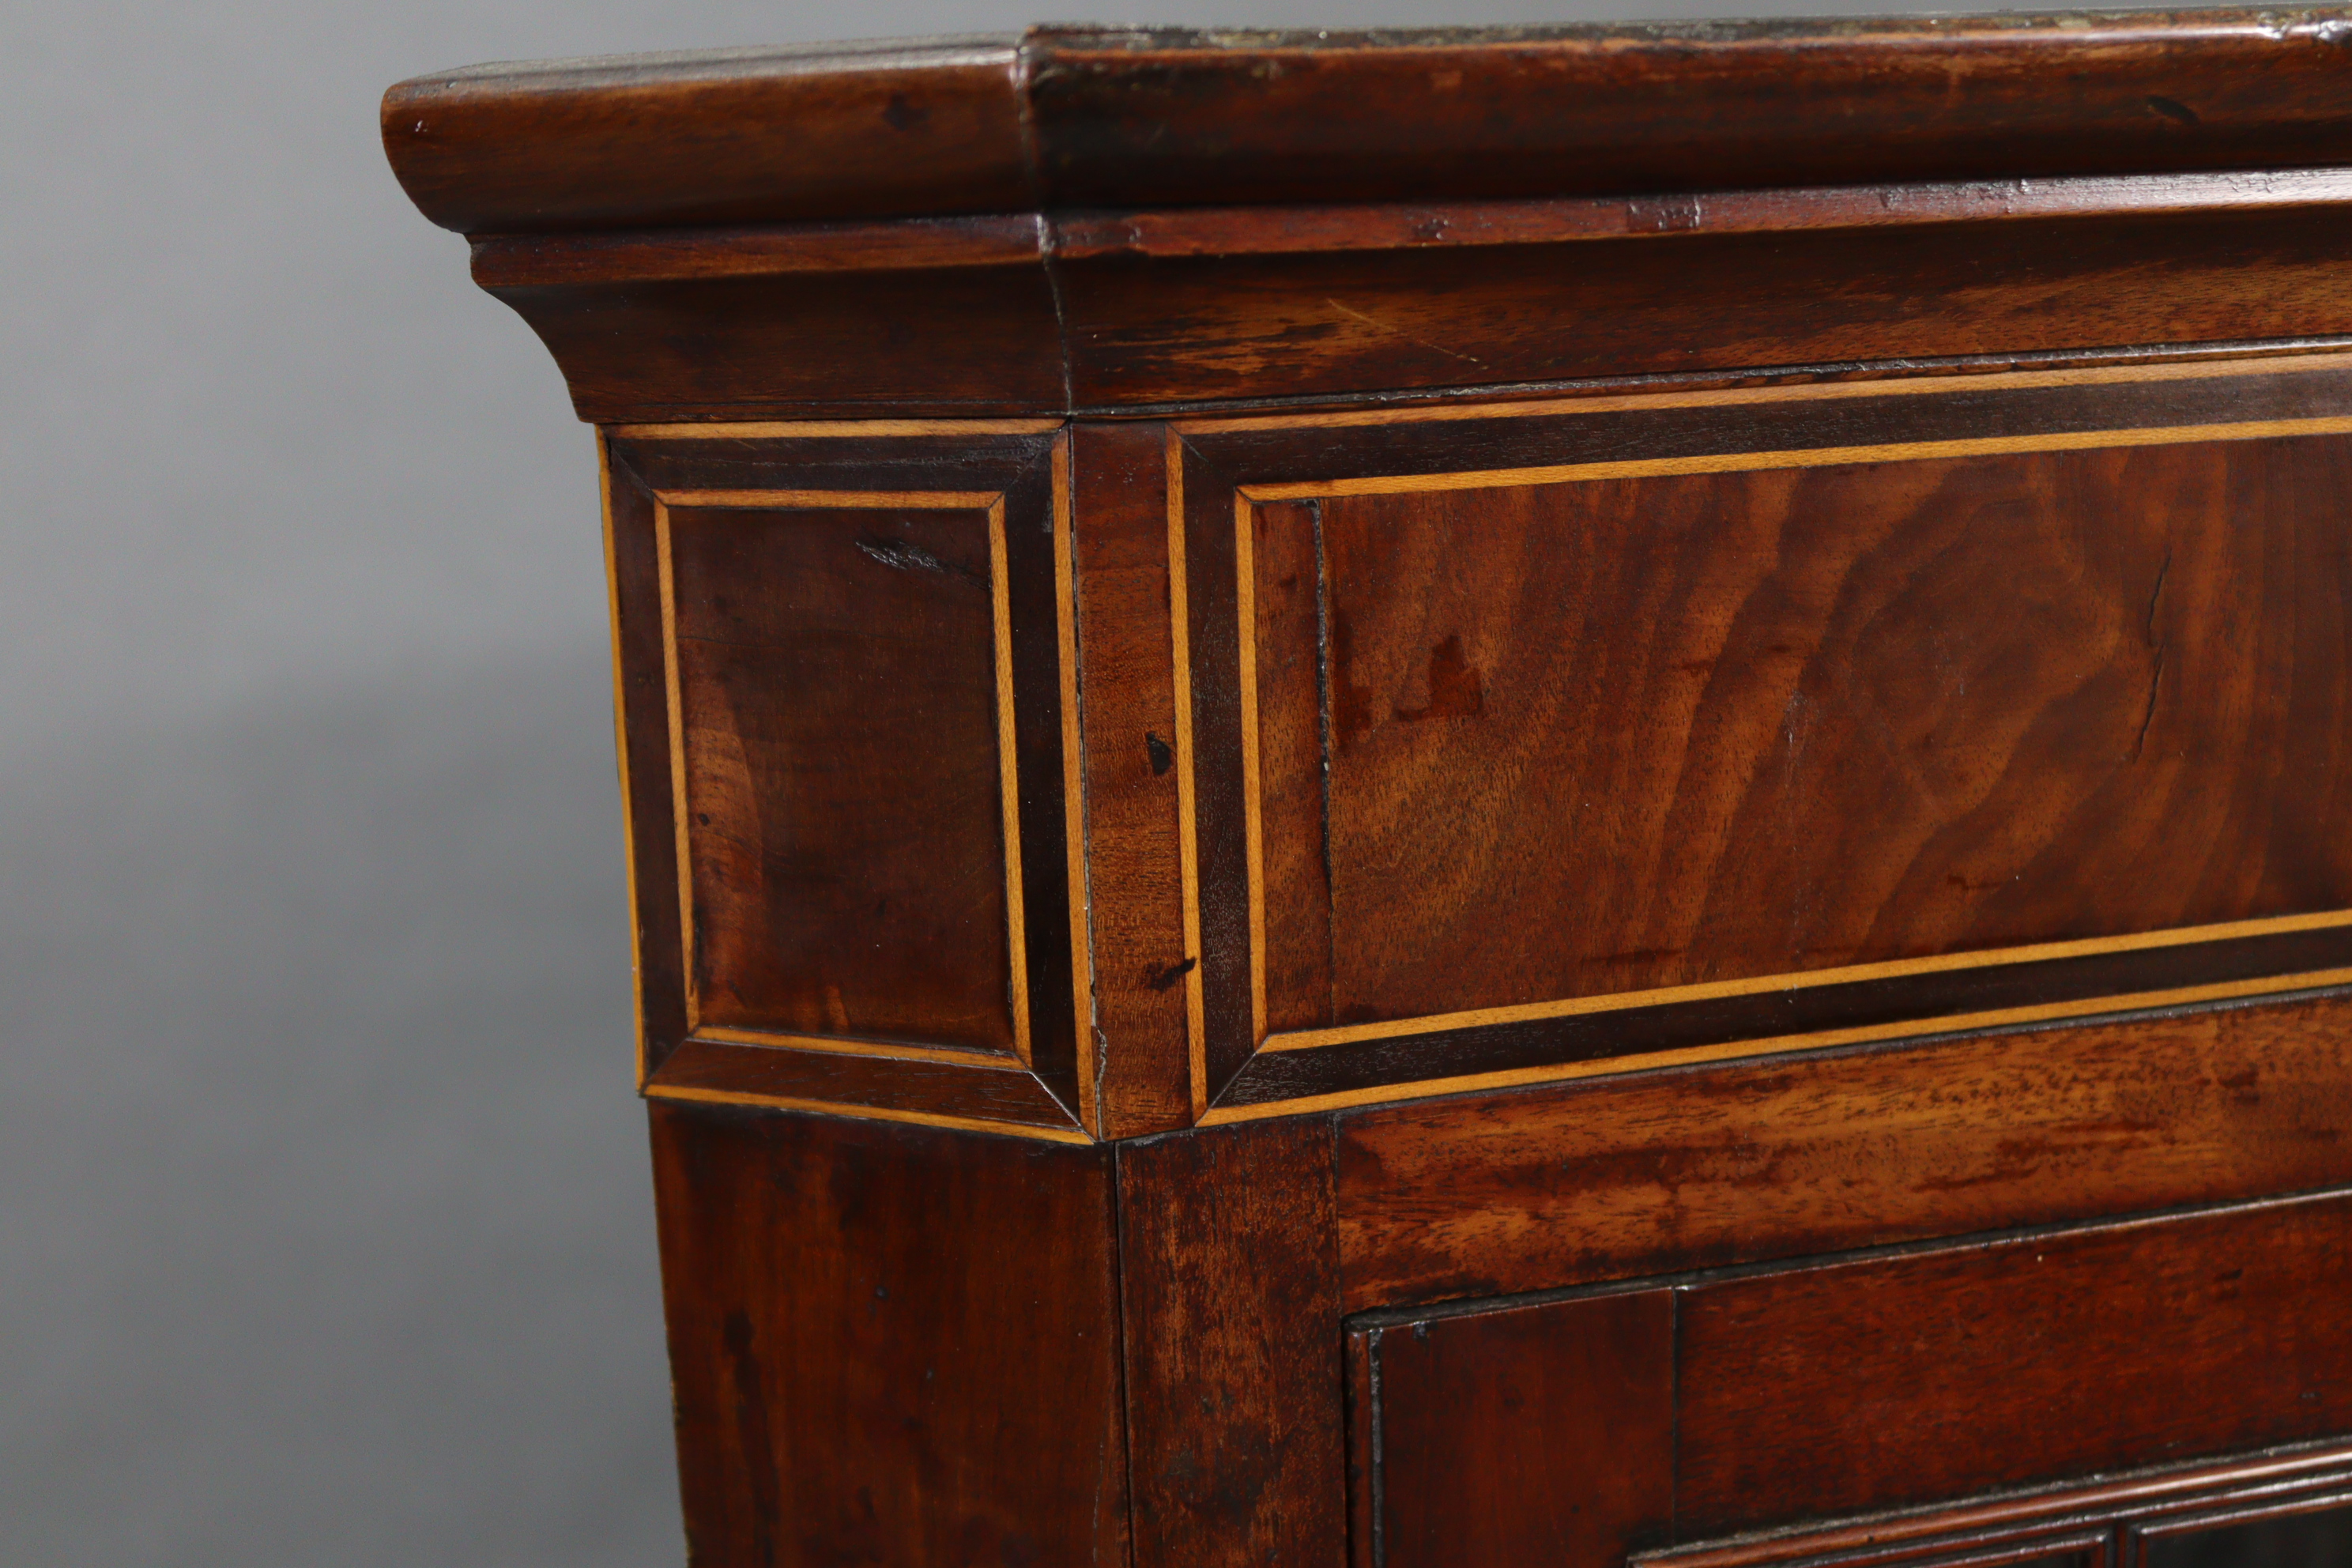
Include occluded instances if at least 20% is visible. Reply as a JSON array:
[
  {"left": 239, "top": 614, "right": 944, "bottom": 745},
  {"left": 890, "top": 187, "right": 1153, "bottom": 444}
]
[{"left": 0, "top": 0, "right": 1970, "bottom": 1561}]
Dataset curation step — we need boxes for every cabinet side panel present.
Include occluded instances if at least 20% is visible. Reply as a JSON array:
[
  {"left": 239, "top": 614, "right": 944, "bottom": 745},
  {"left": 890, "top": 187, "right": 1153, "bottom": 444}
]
[
  {"left": 650, "top": 1102, "right": 1127, "bottom": 1568},
  {"left": 1118, "top": 1118, "right": 1346, "bottom": 1568}
]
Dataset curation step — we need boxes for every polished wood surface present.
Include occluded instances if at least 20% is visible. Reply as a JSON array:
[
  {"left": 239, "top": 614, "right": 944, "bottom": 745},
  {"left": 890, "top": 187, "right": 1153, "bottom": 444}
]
[
  {"left": 1173, "top": 358, "right": 2352, "bottom": 1120},
  {"left": 1675, "top": 1192, "right": 2352, "bottom": 1533},
  {"left": 450, "top": 194, "right": 2352, "bottom": 422},
  {"left": 1056, "top": 209, "right": 2352, "bottom": 413},
  {"left": 605, "top": 428, "right": 1087, "bottom": 1134},
  {"left": 385, "top": 19, "right": 2352, "bottom": 420},
  {"left": 390, "top": 14, "right": 2352, "bottom": 234},
  {"left": 1355, "top": 1191, "right": 2352, "bottom": 1562},
  {"left": 1301, "top": 436, "right": 2352, "bottom": 1025},
  {"left": 1118, "top": 1120, "right": 1346, "bottom": 1568},
  {"left": 1359, "top": 1288, "right": 1674, "bottom": 1568},
  {"left": 1067, "top": 423, "right": 1194, "bottom": 1136},
  {"left": 665, "top": 495, "right": 1019, "bottom": 1054},
  {"left": 387, "top": 15, "right": 2352, "bottom": 1566},
  {"left": 648, "top": 1102, "right": 1125, "bottom": 1565},
  {"left": 1336, "top": 986, "right": 2352, "bottom": 1309},
  {"left": 384, "top": 38, "right": 1032, "bottom": 234}
]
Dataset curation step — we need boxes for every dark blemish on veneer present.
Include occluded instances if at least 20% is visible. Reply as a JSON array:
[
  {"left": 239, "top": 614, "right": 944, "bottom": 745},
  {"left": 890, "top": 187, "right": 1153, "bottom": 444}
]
[
  {"left": 1146, "top": 956, "right": 1199, "bottom": 991},
  {"left": 1146, "top": 732, "right": 1174, "bottom": 775},
  {"left": 2146, "top": 94, "right": 2201, "bottom": 124},
  {"left": 1393, "top": 634, "right": 1485, "bottom": 722},
  {"left": 855, "top": 533, "right": 985, "bottom": 587}
]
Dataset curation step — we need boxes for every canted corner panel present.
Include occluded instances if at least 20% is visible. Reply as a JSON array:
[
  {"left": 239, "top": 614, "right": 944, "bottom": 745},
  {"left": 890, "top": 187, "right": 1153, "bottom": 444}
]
[
  {"left": 1168, "top": 352, "right": 2352, "bottom": 1120},
  {"left": 600, "top": 425, "right": 1091, "bottom": 1143},
  {"left": 657, "top": 485, "right": 1027, "bottom": 1060}
]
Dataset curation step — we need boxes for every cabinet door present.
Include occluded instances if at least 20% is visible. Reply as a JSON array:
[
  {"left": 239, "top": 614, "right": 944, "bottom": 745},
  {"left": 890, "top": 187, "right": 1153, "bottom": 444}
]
[{"left": 1350, "top": 1190, "right": 2352, "bottom": 1568}]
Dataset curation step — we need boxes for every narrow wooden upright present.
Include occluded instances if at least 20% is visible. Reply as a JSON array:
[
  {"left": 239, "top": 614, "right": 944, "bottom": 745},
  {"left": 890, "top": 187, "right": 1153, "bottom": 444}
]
[{"left": 388, "top": 14, "right": 2352, "bottom": 1566}]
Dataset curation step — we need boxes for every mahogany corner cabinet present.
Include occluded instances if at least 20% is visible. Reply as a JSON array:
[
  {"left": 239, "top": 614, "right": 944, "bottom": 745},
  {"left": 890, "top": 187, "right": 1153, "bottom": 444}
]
[{"left": 385, "top": 13, "right": 2352, "bottom": 1566}]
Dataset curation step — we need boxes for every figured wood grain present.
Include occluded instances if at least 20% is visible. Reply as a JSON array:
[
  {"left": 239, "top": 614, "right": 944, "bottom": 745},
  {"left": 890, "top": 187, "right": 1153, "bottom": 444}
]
[
  {"left": 1284, "top": 435, "right": 2352, "bottom": 1032},
  {"left": 1165, "top": 360, "right": 2352, "bottom": 1114},
  {"left": 1058, "top": 208, "right": 2352, "bottom": 411},
  {"left": 1675, "top": 1190, "right": 2352, "bottom": 1536},
  {"left": 607, "top": 428, "right": 1085, "bottom": 1123},
  {"left": 1335, "top": 987, "right": 2352, "bottom": 1309},
  {"left": 650, "top": 1102, "right": 1125, "bottom": 1566},
  {"left": 1366, "top": 1287, "right": 1674, "bottom": 1568},
  {"left": 664, "top": 497, "right": 1018, "bottom": 1054},
  {"left": 1118, "top": 1118, "right": 1345, "bottom": 1568},
  {"left": 394, "top": 21, "right": 2352, "bottom": 1568}
]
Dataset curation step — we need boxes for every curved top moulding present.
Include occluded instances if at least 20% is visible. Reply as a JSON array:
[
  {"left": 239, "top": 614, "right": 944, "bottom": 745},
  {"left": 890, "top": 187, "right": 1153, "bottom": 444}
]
[{"left": 383, "top": 10, "right": 2352, "bottom": 235}]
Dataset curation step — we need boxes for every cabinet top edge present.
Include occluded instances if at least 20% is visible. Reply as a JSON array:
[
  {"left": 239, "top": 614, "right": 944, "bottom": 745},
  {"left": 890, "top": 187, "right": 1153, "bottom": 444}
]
[{"left": 384, "top": 7, "right": 2352, "bottom": 237}]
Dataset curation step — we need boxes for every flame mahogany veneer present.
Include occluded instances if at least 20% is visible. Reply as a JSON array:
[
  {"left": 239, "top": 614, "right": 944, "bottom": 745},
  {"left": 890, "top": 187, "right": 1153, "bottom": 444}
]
[{"left": 388, "top": 13, "right": 2352, "bottom": 1565}]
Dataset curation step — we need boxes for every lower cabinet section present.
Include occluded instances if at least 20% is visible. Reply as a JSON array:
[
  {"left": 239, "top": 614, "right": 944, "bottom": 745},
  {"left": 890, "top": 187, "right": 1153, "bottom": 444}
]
[{"left": 1348, "top": 1189, "right": 2352, "bottom": 1568}]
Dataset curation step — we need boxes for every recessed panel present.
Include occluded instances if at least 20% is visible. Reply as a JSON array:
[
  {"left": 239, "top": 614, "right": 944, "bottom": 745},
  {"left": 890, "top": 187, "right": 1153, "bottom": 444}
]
[
  {"left": 1255, "top": 435, "right": 2352, "bottom": 1035},
  {"left": 665, "top": 500, "right": 1017, "bottom": 1054},
  {"left": 2139, "top": 1501, "right": 2352, "bottom": 1568},
  {"left": 1674, "top": 1194, "right": 2352, "bottom": 1534}
]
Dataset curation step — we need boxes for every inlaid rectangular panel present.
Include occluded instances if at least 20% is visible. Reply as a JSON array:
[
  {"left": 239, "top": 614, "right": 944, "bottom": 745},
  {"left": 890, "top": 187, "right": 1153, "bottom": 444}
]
[
  {"left": 1295, "top": 439, "right": 2352, "bottom": 1027},
  {"left": 601, "top": 426, "right": 1092, "bottom": 1140},
  {"left": 661, "top": 491, "right": 1024, "bottom": 1057},
  {"left": 1169, "top": 353, "right": 2352, "bottom": 1117}
]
